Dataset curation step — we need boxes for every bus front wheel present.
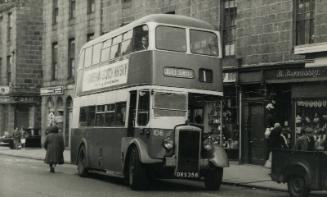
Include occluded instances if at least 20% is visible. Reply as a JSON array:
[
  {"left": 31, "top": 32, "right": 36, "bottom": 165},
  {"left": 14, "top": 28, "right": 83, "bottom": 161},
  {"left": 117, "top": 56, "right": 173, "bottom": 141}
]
[
  {"left": 128, "top": 147, "right": 149, "bottom": 190},
  {"left": 77, "top": 146, "right": 88, "bottom": 177},
  {"left": 204, "top": 166, "right": 223, "bottom": 190}
]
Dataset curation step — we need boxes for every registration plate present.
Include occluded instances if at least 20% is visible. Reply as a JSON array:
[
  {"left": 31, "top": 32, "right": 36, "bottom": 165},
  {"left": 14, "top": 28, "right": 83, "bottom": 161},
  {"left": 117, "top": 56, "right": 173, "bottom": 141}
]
[{"left": 175, "top": 171, "right": 199, "bottom": 178}]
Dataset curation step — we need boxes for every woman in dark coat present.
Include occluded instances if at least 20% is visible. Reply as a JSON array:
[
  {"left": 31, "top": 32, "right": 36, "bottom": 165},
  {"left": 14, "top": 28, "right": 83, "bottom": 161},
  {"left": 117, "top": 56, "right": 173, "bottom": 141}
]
[{"left": 44, "top": 126, "right": 64, "bottom": 173}]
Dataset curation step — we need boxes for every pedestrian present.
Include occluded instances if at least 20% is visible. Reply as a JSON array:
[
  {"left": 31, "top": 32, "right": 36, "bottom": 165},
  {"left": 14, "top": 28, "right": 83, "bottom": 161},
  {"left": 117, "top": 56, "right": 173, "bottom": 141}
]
[
  {"left": 264, "top": 102, "right": 275, "bottom": 161},
  {"left": 13, "top": 127, "right": 22, "bottom": 149},
  {"left": 265, "top": 122, "right": 286, "bottom": 168},
  {"left": 44, "top": 125, "right": 64, "bottom": 173}
]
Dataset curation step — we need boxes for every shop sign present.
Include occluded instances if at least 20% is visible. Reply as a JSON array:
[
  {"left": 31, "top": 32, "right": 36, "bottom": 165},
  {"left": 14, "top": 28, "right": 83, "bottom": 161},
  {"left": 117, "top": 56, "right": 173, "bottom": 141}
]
[
  {"left": 265, "top": 67, "right": 327, "bottom": 82},
  {"left": 40, "top": 86, "right": 64, "bottom": 96},
  {"left": 0, "top": 86, "right": 10, "bottom": 95},
  {"left": 164, "top": 67, "right": 194, "bottom": 79},
  {"left": 0, "top": 96, "right": 12, "bottom": 103},
  {"left": 13, "top": 96, "right": 36, "bottom": 103},
  {"left": 223, "top": 72, "right": 237, "bottom": 83}
]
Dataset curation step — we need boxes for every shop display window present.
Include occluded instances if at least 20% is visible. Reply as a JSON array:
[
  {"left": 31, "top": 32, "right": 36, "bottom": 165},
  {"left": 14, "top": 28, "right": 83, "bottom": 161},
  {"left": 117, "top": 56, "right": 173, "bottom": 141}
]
[
  {"left": 222, "top": 97, "right": 239, "bottom": 159},
  {"left": 295, "top": 100, "right": 327, "bottom": 151}
]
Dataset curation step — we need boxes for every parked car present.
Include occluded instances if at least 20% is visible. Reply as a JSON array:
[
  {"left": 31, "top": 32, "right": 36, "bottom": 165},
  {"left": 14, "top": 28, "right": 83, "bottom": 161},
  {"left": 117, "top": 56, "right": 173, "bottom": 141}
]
[
  {"left": 271, "top": 149, "right": 327, "bottom": 197},
  {"left": 24, "top": 128, "right": 41, "bottom": 147},
  {"left": 0, "top": 134, "right": 14, "bottom": 149}
]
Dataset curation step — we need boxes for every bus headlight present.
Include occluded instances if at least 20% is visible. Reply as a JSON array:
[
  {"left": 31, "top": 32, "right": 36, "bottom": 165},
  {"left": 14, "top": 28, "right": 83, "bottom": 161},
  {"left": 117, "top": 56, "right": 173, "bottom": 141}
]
[{"left": 163, "top": 137, "right": 174, "bottom": 150}]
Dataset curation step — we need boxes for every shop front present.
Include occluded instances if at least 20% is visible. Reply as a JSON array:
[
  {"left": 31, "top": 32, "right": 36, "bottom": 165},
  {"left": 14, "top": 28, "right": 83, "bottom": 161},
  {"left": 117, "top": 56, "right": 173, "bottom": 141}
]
[
  {"left": 265, "top": 66, "right": 327, "bottom": 152},
  {"left": 40, "top": 85, "right": 74, "bottom": 147}
]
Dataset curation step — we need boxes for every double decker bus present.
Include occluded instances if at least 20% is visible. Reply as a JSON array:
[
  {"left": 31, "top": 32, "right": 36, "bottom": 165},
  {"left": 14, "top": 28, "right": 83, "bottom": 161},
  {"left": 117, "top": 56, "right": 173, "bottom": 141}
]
[{"left": 71, "top": 14, "right": 229, "bottom": 190}]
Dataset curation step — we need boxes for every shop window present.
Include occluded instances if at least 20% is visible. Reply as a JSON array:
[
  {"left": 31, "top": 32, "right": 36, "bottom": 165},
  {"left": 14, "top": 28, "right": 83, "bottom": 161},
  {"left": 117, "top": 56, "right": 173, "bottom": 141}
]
[{"left": 295, "top": 100, "right": 327, "bottom": 151}]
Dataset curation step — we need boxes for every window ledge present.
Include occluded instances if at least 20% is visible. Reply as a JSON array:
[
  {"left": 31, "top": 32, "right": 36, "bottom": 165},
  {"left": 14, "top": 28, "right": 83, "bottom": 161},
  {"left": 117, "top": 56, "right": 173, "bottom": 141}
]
[{"left": 294, "top": 42, "right": 327, "bottom": 55}]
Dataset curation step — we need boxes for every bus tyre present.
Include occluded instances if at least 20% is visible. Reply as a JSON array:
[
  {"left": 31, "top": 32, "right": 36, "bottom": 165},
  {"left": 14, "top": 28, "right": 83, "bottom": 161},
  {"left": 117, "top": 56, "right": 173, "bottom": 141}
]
[
  {"left": 204, "top": 166, "right": 223, "bottom": 190},
  {"left": 77, "top": 146, "right": 88, "bottom": 177},
  {"left": 128, "top": 147, "right": 149, "bottom": 190},
  {"left": 288, "top": 176, "right": 310, "bottom": 197}
]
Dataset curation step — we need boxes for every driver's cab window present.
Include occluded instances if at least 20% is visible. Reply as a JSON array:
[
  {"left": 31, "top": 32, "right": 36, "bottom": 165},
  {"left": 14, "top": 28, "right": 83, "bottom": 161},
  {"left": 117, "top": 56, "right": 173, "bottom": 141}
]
[{"left": 137, "top": 90, "right": 150, "bottom": 126}]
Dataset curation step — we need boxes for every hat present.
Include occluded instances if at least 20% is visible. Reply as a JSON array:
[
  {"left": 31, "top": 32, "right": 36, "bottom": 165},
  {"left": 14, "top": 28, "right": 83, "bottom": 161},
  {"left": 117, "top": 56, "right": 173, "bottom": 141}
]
[
  {"left": 47, "top": 126, "right": 58, "bottom": 134},
  {"left": 266, "top": 103, "right": 274, "bottom": 110}
]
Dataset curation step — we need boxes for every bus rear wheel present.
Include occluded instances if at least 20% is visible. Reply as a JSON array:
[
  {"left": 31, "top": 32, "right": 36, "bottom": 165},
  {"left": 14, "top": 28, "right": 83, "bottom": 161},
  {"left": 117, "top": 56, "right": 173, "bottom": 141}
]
[
  {"left": 77, "top": 146, "right": 88, "bottom": 177},
  {"left": 128, "top": 147, "right": 149, "bottom": 190},
  {"left": 204, "top": 166, "right": 223, "bottom": 190}
]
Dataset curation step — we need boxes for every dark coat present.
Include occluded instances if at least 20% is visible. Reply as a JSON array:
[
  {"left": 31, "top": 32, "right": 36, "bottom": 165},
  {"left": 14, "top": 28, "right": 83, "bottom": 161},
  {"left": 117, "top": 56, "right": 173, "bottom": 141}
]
[
  {"left": 44, "top": 127, "right": 64, "bottom": 165},
  {"left": 269, "top": 127, "right": 286, "bottom": 149}
]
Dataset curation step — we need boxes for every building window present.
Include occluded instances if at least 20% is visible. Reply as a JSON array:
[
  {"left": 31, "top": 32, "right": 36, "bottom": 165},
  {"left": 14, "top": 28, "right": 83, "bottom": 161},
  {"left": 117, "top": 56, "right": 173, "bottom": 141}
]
[
  {"left": 87, "top": 33, "right": 94, "bottom": 41},
  {"left": 122, "top": 0, "right": 132, "bottom": 9},
  {"left": 7, "top": 12, "right": 12, "bottom": 43},
  {"left": 295, "top": 0, "right": 314, "bottom": 45},
  {"left": 223, "top": 0, "right": 236, "bottom": 56},
  {"left": 7, "top": 55, "right": 11, "bottom": 84},
  {"left": 68, "top": 38, "right": 75, "bottom": 79},
  {"left": 87, "top": 0, "right": 95, "bottom": 14},
  {"left": 52, "top": 42, "right": 58, "bottom": 80},
  {"left": 69, "top": 0, "right": 76, "bottom": 19},
  {"left": 53, "top": 0, "right": 59, "bottom": 25},
  {"left": 0, "top": 58, "right": 2, "bottom": 81}
]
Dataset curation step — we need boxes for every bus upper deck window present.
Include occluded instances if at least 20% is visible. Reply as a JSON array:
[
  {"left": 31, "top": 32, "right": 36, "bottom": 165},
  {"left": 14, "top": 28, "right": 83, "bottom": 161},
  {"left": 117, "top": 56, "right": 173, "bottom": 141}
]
[
  {"left": 156, "top": 26, "right": 186, "bottom": 52},
  {"left": 137, "top": 90, "right": 150, "bottom": 126},
  {"left": 190, "top": 30, "right": 218, "bottom": 56},
  {"left": 133, "top": 25, "right": 149, "bottom": 51}
]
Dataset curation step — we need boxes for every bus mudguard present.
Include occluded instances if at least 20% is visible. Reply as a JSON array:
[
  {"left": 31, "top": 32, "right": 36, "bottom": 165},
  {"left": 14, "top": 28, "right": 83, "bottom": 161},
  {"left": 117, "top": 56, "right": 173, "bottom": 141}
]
[
  {"left": 209, "top": 145, "right": 229, "bottom": 168},
  {"left": 122, "top": 137, "right": 161, "bottom": 164}
]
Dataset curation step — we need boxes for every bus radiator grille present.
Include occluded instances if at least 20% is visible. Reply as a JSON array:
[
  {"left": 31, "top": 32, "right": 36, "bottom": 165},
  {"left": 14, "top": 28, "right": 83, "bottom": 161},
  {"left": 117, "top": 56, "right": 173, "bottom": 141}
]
[{"left": 176, "top": 130, "right": 200, "bottom": 173}]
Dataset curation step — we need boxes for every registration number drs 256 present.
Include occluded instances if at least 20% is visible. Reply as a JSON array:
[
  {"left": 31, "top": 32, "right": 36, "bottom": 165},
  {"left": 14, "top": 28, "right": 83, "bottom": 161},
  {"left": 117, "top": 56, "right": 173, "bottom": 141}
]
[{"left": 175, "top": 172, "right": 199, "bottom": 178}]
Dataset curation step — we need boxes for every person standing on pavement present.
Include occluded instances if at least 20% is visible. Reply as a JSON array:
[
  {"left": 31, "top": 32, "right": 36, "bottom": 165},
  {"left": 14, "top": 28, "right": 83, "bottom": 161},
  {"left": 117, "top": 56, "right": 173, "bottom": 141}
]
[
  {"left": 44, "top": 125, "right": 64, "bottom": 173},
  {"left": 13, "top": 127, "right": 22, "bottom": 149}
]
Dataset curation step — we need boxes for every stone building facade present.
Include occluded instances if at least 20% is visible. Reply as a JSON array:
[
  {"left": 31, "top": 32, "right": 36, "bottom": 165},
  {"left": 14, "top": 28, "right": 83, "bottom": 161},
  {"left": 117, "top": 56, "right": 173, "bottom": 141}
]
[
  {"left": 41, "top": 0, "right": 327, "bottom": 164},
  {"left": 0, "top": 0, "right": 42, "bottom": 136}
]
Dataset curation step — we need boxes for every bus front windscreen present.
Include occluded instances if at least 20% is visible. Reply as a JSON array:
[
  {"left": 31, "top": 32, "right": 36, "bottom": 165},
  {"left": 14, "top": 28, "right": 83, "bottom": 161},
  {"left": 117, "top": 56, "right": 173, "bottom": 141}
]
[
  {"left": 190, "top": 30, "right": 218, "bottom": 56},
  {"left": 153, "top": 92, "right": 187, "bottom": 117},
  {"left": 155, "top": 26, "right": 187, "bottom": 52}
]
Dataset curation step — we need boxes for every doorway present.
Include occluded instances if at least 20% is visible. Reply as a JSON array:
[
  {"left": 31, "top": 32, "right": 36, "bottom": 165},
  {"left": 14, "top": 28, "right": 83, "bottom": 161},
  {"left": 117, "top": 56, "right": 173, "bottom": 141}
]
[{"left": 245, "top": 102, "right": 265, "bottom": 165}]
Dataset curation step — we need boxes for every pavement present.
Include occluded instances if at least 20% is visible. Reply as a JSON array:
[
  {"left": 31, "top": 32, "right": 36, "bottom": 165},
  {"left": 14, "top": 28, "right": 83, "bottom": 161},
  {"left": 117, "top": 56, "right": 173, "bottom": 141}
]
[{"left": 0, "top": 146, "right": 287, "bottom": 192}]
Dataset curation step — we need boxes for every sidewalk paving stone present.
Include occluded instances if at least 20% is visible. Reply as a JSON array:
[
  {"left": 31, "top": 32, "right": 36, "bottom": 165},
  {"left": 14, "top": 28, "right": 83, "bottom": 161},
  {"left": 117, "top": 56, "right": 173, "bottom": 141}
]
[{"left": 0, "top": 146, "right": 287, "bottom": 191}]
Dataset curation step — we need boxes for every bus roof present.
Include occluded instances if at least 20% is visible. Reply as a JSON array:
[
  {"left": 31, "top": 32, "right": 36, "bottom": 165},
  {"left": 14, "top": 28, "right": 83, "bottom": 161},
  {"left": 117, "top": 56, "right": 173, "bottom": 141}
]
[{"left": 82, "top": 14, "right": 216, "bottom": 48}]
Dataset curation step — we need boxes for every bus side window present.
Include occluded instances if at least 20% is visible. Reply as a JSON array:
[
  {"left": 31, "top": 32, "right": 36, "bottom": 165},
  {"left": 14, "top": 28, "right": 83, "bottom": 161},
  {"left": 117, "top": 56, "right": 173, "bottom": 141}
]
[
  {"left": 137, "top": 91, "right": 150, "bottom": 126},
  {"left": 92, "top": 43, "right": 102, "bottom": 65},
  {"left": 79, "top": 107, "right": 87, "bottom": 126},
  {"left": 79, "top": 50, "right": 85, "bottom": 68},
  {"left": 110, "top": 35, "right": 122, "bottom": 59},
  {"left": 113, "top": 102, "right": 126, "bottom": 126},
  {"left": 84, "top": 46, "right": 93, "bottom": 67},
  {"left": 121, "top": 30, "right": 133, "bottom": 56},
  {"left": 87, "top": 106, "right": 96, "bottom": 126},
  {"left": 101, "top": 39, "right": 111, "bottom": 62},
  {"left": 133, "top": 25, "right": 149, "bottom": 51}
]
